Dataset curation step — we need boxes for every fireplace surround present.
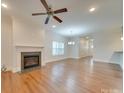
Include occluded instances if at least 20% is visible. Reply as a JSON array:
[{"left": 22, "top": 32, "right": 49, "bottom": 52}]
[{"left": 21, "top": 52, "right": 41, "bottom": 72}]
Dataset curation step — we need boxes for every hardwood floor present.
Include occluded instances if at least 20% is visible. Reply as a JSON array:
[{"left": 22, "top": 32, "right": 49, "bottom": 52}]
[{"left": 2, "top": 57, "right": 123, "bottom": 93}]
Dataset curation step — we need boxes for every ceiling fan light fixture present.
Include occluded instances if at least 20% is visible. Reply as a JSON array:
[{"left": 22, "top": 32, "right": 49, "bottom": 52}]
[
  {"left": 52, "top": 25, "right": 56, "bottom": 28},
  {"left": 32, "top": 0, "right": 67, "bottom": 24},
  {"left": 89, "top": 8, "right": 95, "bottom": 12}
]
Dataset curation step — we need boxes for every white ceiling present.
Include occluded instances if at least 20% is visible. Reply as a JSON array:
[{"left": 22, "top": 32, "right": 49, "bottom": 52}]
[{"left": 2, "top": 0, "right": 122, "bottom": 37}]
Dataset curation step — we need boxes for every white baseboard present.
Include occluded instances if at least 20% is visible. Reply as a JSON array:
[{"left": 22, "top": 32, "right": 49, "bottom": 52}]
[
  {"left": 12, "top": 67, "right": 21, "bottom": 73},
  {"left": 45, "top": 56, "right": 92, "bottom": 63},
  {"left": 93, "top": 59, "right": 123, "bottom": 70},
  {"left": 1, "top": 66, "right": 12, "bottom": 72},
  {"left": 93, "top": 59, "right": 110, "bottom": 63},
  {"left": 68, "top": 57, "right": 80, "bottom": 59},
  {"left": 109, "top": 61, "right": 123, "bottom": 70},
  {"left": 45, "top": 57, "right": 69, "bottom": 63},
  {"left": 42, "top": 63, "right": 46, "bottom": 66}
]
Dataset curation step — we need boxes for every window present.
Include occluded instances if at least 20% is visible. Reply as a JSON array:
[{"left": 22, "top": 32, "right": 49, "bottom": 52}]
[
  {"left": 52, "top": 41, "right": 64, "bottom": 56},
  {"left": 89, "top": 39, "right": 94, "bottom": 49}
]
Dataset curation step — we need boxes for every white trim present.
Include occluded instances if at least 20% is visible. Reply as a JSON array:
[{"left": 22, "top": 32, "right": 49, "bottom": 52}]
[
  {"left": 109, "top": 61, "right": 123, "bottom": 70},
  {"left": 45, "top": 57, "right": 69, "bottom": 63},
  {"left": 15, "top": 45, "right": 44, "bottom": 48},
  {"left": 12, "top": 67, "right": 21, "bottom": 73},
  {"left": 45, "top": 56, "right": 92, "bottom": 63},
  {"left": 42, "top": 62, "right": 46, "bottom": 67},
  {"left": 45, "top": 56, "right": 88, "bottom": 63},
  {"left": 5, "top": 67, "right": 12, "bottom": 71},
  {"left": 68, "top": 57, "right": 80, "bottom": 59},
  {"left": 13, "top": 46, "right": 45, "bottom": 73},
  {"left": 94, "top": 59, "right": 123, "bottom": 70},
  {"left": 79, "top": 56, "right": 93, "bottom": 59},
  {"left": 93, "top": 59, "right": 110, "bottom": 63}
]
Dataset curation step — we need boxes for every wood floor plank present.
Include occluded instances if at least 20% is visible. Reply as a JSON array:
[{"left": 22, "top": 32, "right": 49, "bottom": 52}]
[{"left": 1, "top": 57, "right": 123, "bottom": 93}]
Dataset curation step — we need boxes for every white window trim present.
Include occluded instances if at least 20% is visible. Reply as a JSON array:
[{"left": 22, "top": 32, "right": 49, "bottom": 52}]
[{"left": 52, "top": 41, "right": 64, "bottom": 56}]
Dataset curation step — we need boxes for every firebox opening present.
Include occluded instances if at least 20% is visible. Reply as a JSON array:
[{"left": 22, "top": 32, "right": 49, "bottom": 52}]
[{"left": 21, "top": 52, "right": 41, "bottom": 72}]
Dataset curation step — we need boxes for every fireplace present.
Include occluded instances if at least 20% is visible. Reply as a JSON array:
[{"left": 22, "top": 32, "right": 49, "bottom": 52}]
[{"left": 21, "top": 52, "right": 41, "bottom": 71}]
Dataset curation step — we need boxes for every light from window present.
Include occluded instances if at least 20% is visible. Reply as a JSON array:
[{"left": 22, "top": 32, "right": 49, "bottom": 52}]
[{"left": 52, "top": 41, "right": 64, "bottom": 56}]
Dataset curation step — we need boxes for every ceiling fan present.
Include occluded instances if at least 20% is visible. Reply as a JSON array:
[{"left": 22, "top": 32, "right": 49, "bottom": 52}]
[{"left": 32, "top": 0, "right": 68, "bottom": 24}]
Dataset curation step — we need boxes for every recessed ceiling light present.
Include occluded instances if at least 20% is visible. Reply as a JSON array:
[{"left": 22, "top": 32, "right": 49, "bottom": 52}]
[
  {"left": 52, "top": 25, "right": 56, "bottom": 28},
  {"left": 89, "top": 8, "right": 95, "bottom": 12},
  {"left": 2, "top": 3, "right": 7, "bottom": 8}
]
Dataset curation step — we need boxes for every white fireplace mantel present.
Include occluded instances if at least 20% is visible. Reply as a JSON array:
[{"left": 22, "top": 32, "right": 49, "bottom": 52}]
[
  {"left": 13, "top": 45, "right": 45, "bottom": 73},
  {"left": 15, "top": 45, "right": 44, "bottom": 48}
]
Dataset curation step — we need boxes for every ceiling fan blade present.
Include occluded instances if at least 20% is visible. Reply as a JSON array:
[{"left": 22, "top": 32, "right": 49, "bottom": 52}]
[
  {"left": 32, "top": 13, "right": 47, "bottom": 16},
  {"left": 45, "top": 15, "right": 50, "bottom": 24},
  {"left": 54, "top": 8, "right": 67, "bottom": 14},
  {"left": 53, "top": 16, "right": 62, "bottom": 23},
  {"left": 40, "top": 0, "right": 50, "bottom": 11}
]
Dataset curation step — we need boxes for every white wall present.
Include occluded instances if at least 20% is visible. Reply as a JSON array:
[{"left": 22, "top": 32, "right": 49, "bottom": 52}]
[
  {"left": 79, "top": 38, "right": 93, "bottom": 58},
  {"left": 12, "top": 17, "right": 46, "bottom": 71},
  {"left": 44, "top": 30, "right": 69, "bottom": 63},
  {"left": 2, "top": 14, "right": 123, "bottom": 71},
  {"left": 1, "top": 14, "right": 70, "bottom": 71},
  {"left": 68, "top": 37, "right": 80, "bottom": 58},
  {"left": 1, "top": 14, "right": 13, "bottom": 70},
  {"left": 68, "top": 27, "right": 123, "bottom": 69},
  {"left": 1, "top": 14, "right": 46, "bottom": 71},
  {"left": 68, "top": 37, "right": 93, "bottom": 59},
  {"left": 90, "top": 27, "right": 123, "bottom": 65},
  {"left": 12, "top": 17, "right": 45, "bottom": 46},
  {"left": 110, "top": 52, "right": 123, "bottom": 68}
]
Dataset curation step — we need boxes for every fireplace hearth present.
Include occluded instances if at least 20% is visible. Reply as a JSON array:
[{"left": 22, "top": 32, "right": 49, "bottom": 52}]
[{"left": 21, "top": 52, "right": 41, "bottom": 72}]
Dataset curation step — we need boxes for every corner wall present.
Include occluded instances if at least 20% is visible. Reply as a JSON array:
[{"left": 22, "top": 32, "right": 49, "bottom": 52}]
[
  {"left": 91, "top": 27, "right": 123, "bottom": 67},
  {"left": 12, "top": 17, "right": 46, "bottom": 72},
  {"left": 68, "top": 37, "right": 80, "bottom": 58},
  {"left": 1, "top": 14, "right": 46, "bottom": 71},
  {"left": 44, "top": 30, "right": 69, "bottom": 63},
  {"left": 1, "top": 14, "right": 70, "bottom": 71},
  {"left": 79, "top": 38, "right": 93, "bottom": 58},
  {"left": 1, "top": 14, "right": 13, "bottom": 70}
]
